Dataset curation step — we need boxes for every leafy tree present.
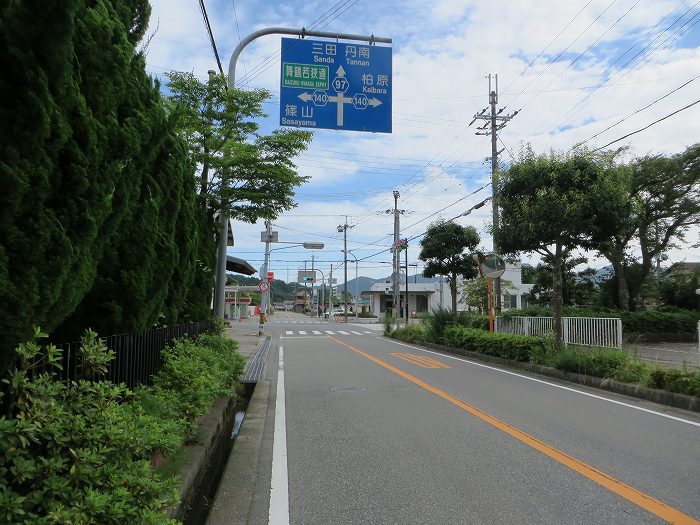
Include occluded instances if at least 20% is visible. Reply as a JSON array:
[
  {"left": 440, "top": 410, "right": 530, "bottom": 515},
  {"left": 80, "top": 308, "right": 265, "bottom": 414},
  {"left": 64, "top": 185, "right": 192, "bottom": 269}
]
[
  {"left": 635, "top": 145, "right": 700, "bottom": 294},
  {"left": 165, "top": 72, "right": 312, "bottom": 222},
  {"left": 657, "top": 264, "right": 700, "bottom": 310},
  {"left": 54, "top": 131, "right": 201, "bottom": 338},
  {"left": 164, "top": 73, "right": 311, "bottom": 318},
  {"left": 0, "top": 0, "right": 182, "bottom": 369},
  {"left": 461, "top": 277, "right": 515, "bottom": 313},
  {"left": 524, "top": 255, "right": 599, "bottom": 308},
  {"left": 419, "top": 221, "right": 480, "bottom": 315},
  {"left": 497, "top": 149, "right": 613, "bottom": 346},
  {"left": 586, "top": 145, "right": 700, "bottom": 310}
]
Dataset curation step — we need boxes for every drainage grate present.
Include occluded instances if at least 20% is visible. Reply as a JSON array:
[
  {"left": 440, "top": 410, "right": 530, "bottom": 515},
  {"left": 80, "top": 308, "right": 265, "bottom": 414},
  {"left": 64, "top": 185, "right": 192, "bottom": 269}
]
[{"left": 330, "top": 386, "right": 367, "bottom": 393}]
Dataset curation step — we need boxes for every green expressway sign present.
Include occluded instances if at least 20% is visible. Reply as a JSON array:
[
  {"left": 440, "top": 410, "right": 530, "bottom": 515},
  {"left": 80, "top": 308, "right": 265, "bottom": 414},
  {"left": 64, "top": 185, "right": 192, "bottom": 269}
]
[{"left": 282, "top": 63, "right": 329, "bottom": 90}]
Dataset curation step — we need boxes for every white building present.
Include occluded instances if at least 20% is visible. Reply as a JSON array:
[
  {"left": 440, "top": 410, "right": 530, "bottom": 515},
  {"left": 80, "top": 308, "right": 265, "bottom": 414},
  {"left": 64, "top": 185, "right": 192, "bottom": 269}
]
[
  {"left": 497, "top": 261, "right": 534, "bottom": 310},
  {"left": 364, "top": 262, "right": 533, "bottom": 319}
]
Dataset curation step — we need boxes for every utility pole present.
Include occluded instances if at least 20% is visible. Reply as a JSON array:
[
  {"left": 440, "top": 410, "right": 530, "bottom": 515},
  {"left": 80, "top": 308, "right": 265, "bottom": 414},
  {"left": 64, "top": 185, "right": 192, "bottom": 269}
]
[
  {"left": 338, "top": 219, "right": 354, "bottom": 322},
  {"left": 311, "top": 254, "right": 316, "bottom": 316},
  {"left": 385, "top": 191, "right": 405, "bottom": 319},
  {"left": 471, "top": 73, "right": 517, "bottom": 315},
  {"left": 329, "top": 264, "right": 334, "bottom": 316},
  {"left": 405, "top": 244, "right": 409, "bottom": 326},
  {"left": 259, "top": 220, "right": 272, "bottom": 335}
]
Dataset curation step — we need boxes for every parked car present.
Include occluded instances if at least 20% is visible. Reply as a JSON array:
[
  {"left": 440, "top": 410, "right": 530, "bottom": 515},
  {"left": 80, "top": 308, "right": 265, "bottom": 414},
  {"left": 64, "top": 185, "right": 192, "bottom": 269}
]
[{"left": 325, "top": 308, "right": 348, "bottom": 318}]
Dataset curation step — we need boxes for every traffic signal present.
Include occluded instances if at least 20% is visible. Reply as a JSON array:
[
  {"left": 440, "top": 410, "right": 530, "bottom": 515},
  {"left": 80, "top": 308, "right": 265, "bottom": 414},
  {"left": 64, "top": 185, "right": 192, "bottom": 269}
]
[{"left": 302, "top": 276, "right": 314, "bottom": 282}]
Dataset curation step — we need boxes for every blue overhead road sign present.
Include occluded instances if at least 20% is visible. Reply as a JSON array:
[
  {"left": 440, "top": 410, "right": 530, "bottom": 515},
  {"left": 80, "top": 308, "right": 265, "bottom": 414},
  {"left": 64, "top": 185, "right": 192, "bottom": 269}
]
[{"left": 279, "top": 37, "right": 392, "bottom": 133}]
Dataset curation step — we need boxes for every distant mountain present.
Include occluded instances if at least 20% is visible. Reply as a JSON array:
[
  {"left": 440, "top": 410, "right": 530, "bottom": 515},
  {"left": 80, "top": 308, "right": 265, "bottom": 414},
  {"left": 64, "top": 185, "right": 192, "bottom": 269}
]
[{"left": 343, "top": 273, "right": 441, "bottom": 295}]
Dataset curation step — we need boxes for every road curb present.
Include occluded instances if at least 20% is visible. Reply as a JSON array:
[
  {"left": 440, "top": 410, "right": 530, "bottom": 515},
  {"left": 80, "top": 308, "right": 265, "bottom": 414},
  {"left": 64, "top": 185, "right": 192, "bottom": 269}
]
[{"left": 402, "top": 339, "right": 700, "bottom": 413}]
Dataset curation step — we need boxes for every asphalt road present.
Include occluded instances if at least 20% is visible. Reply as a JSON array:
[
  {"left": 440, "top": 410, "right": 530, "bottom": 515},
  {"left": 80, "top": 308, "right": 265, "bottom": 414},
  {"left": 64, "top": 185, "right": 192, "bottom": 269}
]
[{"left": 228, "top": 312, "right": 700, "bottom": 524}]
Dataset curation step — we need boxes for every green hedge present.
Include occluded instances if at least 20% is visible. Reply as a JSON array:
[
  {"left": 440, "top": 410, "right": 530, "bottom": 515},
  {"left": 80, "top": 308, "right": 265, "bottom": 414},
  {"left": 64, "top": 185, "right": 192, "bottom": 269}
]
[
  {"left": 0, "top": 326, "right": 244, "bottom": 524},
  {"left": 502, "top": 307, "right": 698, "bottom": 333},
  {"left": 390, "top": 324, "right": 700, "bottom": 397},
  {"left": 442, "top": 326, "right": 546, "bottom": 362},
  {"left": 392, "top": 325, "right": 427, "bottom": 343}
]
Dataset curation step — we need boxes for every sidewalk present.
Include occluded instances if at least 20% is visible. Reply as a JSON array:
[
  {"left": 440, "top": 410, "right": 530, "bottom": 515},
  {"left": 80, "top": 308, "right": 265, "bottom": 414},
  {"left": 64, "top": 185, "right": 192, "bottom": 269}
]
[
  {"left": 225, "top": 317, "right": 263, "bottom": 360},
  {"left": 207, "top": 317, "right": 274, "bottom": 525}
]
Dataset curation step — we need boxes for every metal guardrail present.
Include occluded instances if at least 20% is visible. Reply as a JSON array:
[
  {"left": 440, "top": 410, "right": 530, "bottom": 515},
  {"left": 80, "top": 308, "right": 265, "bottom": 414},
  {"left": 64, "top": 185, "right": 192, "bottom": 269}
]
[
  {"left": 495, "top": 316, "right": 623, "bottom": 349},
  {"left": 242, "top": 337, "right": 271, "bottom": 384}
]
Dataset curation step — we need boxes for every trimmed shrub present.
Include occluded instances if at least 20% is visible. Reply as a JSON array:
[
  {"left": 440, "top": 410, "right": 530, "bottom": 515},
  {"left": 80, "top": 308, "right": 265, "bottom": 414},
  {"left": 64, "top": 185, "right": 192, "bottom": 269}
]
[
  {"left": 442, "top": 326, "right": 545, "bottom": 362},
  {"left": 392, "top": 325, "right": 427, "bottom": 343}
]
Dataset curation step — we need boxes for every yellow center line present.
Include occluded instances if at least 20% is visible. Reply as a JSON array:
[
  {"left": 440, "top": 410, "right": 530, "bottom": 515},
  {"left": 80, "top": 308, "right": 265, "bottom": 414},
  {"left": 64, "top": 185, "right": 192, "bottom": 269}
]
[{"left": 328, "top": 335, "right": 700, "bottom": 525}]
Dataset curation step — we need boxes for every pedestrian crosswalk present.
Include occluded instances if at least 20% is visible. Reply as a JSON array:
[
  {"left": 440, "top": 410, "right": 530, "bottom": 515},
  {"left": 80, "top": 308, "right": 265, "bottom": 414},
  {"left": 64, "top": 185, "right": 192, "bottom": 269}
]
[
  {"left": 282, "top": 329, "right": 374, "bottom": 337},
  {"left": 272, "top": 320, "right": 330, "bottom": 324}
]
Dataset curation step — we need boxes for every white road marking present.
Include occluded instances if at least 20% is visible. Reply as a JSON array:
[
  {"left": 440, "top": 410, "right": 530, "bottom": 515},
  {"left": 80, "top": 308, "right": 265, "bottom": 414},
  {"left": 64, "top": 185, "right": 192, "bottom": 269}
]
[
  {"left": 363, "top": 331, "right": 372, "bottom": 334},
  {"left": 269, "top": 346, "right": 289, "bottom": 524},
  {"left": 338, "top": 331, "right": 349, "bottom": 335},
  {"left": 351, "top": 331, "right": 362, "bottom": 335},
  {"left": 385, "top": 339, "right": 700, "bottom": 428},
  {"left": 325, "top": 331, "right": 335, "bottom": 335},
  {"left": 313, "top": 331, "right": 322, "bottom": 335},
  {"left": 285, "top": 331, "right": 292, "bottom": 335},
  {"left": 299, "top": 331, "right": 307, "bottom": 335}
]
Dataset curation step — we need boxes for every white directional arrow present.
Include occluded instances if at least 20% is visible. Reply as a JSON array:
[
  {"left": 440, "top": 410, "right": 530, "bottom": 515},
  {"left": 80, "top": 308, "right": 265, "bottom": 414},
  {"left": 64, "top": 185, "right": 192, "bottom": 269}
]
[
  {"left": 327, "top": 92, "right": 353, "bottom": 126},
  {"left": 336, "top": 65, "right": 346, "bottom": 77},
  {"left": 368, "top": 97, "right": 382, "bottom": 107},
  {"left": 297, "top": 92, "right": 313, "bottom": 103}
]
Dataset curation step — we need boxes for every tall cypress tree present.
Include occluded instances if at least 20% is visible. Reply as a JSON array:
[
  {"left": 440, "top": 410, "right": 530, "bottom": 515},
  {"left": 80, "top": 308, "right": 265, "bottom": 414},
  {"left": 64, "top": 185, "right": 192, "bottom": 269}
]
[
  {"left": 51, "top": 2, "right": 202, "bottom": 339},
  {"left": 0, "top": 1, "right": 198, "bottom": 368}
]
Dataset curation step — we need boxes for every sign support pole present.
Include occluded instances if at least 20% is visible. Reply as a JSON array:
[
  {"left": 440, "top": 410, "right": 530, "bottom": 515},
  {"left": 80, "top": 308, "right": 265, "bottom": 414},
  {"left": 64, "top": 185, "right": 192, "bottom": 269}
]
[{"left": 214, "top": 28, "right": 392, "bottom": 319}]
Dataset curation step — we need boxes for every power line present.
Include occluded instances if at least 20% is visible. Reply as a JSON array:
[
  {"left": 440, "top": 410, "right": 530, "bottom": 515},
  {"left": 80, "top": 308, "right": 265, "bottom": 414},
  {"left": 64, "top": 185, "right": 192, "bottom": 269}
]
[
  {"left": 231, "top": 0, "right": 247, "bottom": 78},
  {"left": 573, "top": 73, "right": 700, "bottom": 149},
  {"left": 591, "top": 97, "right": 700, "bottom": 152},
  {"left": 198, "top": 0, "right": 224, "bottom": 75},
  {"left": 236, "top": 0, "right": 358, "bottom": 87},
  {"left": 528, "top": 0, "right": 699, "bottom": 145}
]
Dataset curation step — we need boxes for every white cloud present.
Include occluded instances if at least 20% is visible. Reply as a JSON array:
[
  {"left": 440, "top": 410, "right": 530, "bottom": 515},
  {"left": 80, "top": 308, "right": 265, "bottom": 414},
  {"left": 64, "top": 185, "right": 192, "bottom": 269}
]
[{"left": 147, "top": 0, "right": 700, "bottom": 281}]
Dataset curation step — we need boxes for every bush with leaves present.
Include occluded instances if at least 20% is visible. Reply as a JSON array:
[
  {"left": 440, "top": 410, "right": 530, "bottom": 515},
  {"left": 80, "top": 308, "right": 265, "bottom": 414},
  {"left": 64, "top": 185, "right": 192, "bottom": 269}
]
[
  {"left": 152, "top": 334, "right": 244, "bottom": 422},
  {"left": 0, "top": 329, "right": 180, "bottom": 525},
  {"left": 441, "top": 326, "right": 545, "bottom": 362},
  {"left": 0, "top": 327, "right": 245, "bottom": 524},
  {"left": 391, "top": 324, "right": 427, "bottom": 344},
  {"left": 382, "top": 314, "right": 396, "bottom": 337},
  {"left": 502, "top": 307, "right": 698, "bottom": 333}
]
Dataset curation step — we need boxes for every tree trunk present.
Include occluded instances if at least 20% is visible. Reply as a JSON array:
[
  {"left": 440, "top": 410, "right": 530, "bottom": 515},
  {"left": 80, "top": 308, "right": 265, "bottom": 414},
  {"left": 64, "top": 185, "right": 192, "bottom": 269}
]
[
  {"left": 551, "top": 243, "right": 564, "bottom": 348},
  {"left": 611, "top": 260, "right": 630, "bottom": 310},
  {"left": 450, "top": 272, "right": 458, "bottom": 316}
]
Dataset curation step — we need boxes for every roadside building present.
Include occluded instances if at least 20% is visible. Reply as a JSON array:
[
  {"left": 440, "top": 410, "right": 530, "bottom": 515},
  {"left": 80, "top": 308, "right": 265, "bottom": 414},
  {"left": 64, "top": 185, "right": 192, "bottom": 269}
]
[{"left": 365, "top": 261, "right": 533, "bottom": 319}]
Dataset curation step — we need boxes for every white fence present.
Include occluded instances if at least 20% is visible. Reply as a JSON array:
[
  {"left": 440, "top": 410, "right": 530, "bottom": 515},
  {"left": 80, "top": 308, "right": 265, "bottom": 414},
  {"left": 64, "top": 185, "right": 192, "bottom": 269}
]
[{"left": 494, "top": 316, "right": 623, "bottom": 349}]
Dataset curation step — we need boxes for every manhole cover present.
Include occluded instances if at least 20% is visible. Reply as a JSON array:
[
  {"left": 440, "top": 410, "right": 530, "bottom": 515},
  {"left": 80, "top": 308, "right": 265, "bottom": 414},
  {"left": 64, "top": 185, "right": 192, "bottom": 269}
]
[{"left": 330, "top": 386, "right": 367, "bottom": 393}]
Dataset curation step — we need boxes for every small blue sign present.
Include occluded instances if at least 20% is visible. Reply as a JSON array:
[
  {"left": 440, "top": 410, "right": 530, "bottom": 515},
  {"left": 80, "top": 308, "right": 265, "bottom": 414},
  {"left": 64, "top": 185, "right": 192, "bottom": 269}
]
[{"left": 279, "top": 38, "right": 392, "bottom": 133}]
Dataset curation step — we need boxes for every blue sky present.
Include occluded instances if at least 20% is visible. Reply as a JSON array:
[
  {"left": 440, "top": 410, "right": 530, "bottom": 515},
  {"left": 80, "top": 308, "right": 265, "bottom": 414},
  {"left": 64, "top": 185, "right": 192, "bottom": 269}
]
[{"left": 145, "top": 0, "right": 700, "bottom": 282}]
